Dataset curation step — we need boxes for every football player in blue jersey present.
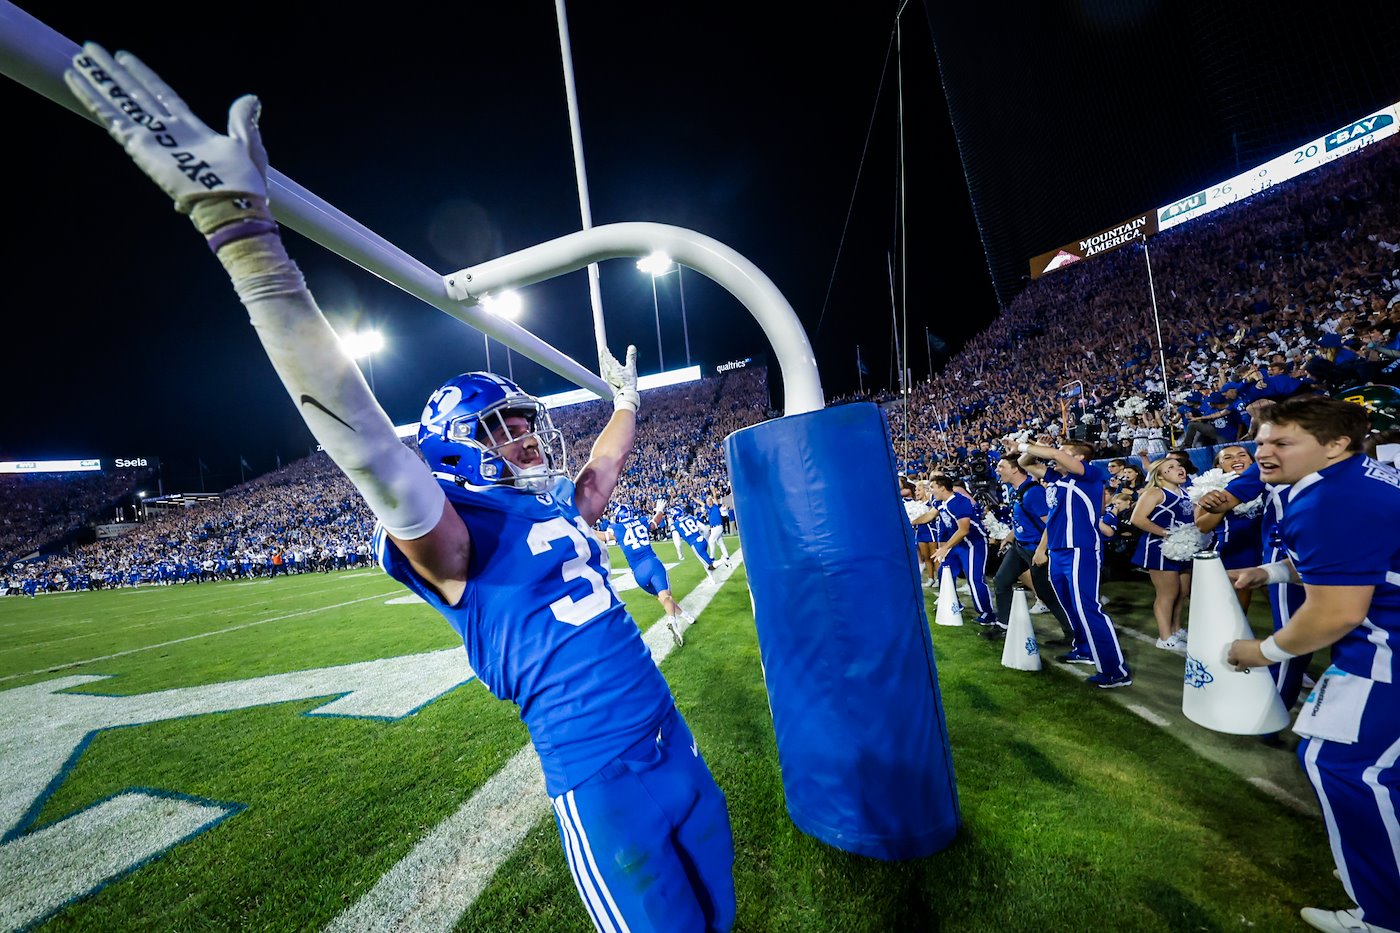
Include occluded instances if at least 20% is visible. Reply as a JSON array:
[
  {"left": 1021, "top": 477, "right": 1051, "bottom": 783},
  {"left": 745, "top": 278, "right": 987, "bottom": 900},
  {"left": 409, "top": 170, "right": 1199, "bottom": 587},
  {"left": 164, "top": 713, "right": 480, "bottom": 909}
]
[
  {"left": 66, "top": 46, "right": 736, "bottom": 932},
  {"left": 1226, "top": 397, "right": 1400, "bottom": 933},
  {"left": 605, "top": 503, "right": 693, "bottom": 646},
  {"left": 666, "top": 502, "right": 719, "bottom": 580}
]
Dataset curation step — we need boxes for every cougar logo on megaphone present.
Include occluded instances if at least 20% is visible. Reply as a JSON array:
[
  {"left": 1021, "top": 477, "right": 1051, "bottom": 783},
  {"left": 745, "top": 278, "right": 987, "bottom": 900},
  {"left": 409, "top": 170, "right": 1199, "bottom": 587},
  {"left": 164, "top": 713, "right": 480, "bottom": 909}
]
[{"left": 1183, "top": 656, "right": 1215, "bottom": 689}]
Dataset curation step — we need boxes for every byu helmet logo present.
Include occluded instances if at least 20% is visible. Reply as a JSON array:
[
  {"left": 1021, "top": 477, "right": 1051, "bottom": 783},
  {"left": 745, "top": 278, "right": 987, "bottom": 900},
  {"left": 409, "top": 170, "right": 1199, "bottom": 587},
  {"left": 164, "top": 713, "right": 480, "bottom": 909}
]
[{"left": 424, "top": 386, "right": 463, "bottom": 425}]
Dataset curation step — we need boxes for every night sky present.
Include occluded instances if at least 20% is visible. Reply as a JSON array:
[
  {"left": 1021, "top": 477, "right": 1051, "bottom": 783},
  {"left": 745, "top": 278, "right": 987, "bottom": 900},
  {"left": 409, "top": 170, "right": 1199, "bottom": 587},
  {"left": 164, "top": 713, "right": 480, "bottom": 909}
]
[{"left": 2, "top": 2, "right": 987, "bottom": 493}]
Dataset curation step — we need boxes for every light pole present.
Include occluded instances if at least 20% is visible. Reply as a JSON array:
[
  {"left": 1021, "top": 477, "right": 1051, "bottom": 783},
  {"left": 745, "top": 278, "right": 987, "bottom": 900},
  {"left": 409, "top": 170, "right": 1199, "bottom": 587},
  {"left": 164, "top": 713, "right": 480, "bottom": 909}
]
[
  {"left": 342, "top": 328, "right": 384, "bottom": 395},
  {"left": 637, "top": 250, "right": 691, "bottom": 369},
  {"left": 482, "top": 291, "right": 523, "bottom": 381}
]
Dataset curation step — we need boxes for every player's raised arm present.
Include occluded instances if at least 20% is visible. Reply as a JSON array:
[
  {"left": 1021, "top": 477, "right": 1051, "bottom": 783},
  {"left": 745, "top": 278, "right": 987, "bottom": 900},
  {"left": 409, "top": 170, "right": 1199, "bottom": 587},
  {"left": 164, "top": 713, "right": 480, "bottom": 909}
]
[
  {"left": 574, "top": 345, "right": 639, "bottom": 525},
  {"left": 64, "top": 44, "right": 467, "bottom": 591}
]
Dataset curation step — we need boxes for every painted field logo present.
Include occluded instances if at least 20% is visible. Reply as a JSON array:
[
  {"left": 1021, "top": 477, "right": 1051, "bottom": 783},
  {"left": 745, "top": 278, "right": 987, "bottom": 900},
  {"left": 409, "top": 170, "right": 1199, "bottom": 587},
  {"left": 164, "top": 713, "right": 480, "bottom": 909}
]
[{"left": 0, "top": 651, "right": 474, "bottom": 932}]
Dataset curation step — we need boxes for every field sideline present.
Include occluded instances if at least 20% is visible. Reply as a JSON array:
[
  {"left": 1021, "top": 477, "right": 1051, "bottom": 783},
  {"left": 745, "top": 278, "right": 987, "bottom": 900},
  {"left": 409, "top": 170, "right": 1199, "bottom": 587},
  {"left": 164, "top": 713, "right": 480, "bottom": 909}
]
[{"left": 0, "top": 541, "right": 1343, "bottom": 932}]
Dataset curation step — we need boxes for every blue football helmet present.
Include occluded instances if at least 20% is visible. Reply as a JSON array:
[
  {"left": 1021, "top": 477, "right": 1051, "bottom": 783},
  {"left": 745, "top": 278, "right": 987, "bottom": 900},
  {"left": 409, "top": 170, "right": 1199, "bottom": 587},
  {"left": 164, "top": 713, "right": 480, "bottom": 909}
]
[{"left": 417, "top": 372, "right": 568, "bottom": 490}]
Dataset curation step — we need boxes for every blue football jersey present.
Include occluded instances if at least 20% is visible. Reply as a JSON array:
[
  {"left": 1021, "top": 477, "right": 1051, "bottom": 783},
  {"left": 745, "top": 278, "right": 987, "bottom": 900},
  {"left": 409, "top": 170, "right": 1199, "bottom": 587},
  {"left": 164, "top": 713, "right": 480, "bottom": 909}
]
[
  {"left": 669, "top": 506, "right": 708, "bottom": 544},
  {"left": 614, "top": 510, "right": 661, "bottom": 569},
  {"left": 376, "top": 476, "right": 673, "bottom": 796},
  {"left": 1281, "top": 455, "right": 1400, "bottom": 682}
]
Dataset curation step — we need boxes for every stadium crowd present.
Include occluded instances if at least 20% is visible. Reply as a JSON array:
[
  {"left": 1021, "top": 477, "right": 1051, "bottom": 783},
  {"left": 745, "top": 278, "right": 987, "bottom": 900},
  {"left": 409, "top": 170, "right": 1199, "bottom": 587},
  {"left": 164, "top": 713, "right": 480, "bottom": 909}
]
[
  {"left": 892, "top": 133, "right": 1400, "bottom": 484},
  {"left": 1, "top": 367, "right": 768, "bottom": 596},
  {"left": 892, "top": 133, "right": 1400, "bottom": 644}
]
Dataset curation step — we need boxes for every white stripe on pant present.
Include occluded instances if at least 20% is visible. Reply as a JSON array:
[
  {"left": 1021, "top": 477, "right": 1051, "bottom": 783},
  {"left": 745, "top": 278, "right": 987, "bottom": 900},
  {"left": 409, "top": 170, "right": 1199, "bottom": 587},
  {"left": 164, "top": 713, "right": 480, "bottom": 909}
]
[{"left": 554, "top": 792, "right": 632, "bottom": 933}]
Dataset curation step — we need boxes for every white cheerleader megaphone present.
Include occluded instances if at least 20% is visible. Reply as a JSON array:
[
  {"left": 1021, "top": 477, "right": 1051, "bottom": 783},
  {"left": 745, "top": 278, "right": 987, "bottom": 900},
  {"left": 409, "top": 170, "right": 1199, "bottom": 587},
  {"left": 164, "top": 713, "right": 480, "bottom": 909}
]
[
  {"left": 1181, "top": 551, "right": 1290, "bottom": 734},
  {"left": 934, "top": 564, "right": 963, "bottom": 627},
  {"left": 1001, "top": 587, "right": 1042, "bottom": 671}
]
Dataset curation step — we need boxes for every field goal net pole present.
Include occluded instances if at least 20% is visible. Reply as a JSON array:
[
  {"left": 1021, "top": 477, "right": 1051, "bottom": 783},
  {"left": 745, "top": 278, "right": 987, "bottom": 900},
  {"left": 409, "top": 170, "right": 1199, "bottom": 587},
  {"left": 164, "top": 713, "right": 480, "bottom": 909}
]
[{"left": 554, "top": 0, "right": 609, "bottom": 366}]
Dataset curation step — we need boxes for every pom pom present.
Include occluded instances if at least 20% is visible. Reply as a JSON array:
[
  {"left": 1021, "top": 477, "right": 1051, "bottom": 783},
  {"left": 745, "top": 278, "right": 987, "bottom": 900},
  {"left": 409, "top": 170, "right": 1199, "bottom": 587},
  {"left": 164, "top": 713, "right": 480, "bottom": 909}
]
[
  {"left": 1113, "top": 395, "right": 1150, "bottom": 419},
  {"left": 1232, "top": 495, "right": 1264, "bottom": 517},
  {"left": 1161, "top": 524, "right": 1210, "bottom": 562},
  {"left": 1187, "top": 469, "right": 1264, "bottom": 515},
  {"left": 984, "top": 513, "right": 1012, "bottom": 541},
  {"left": 1185, "top": 468, "right": 1232, "bottom": 504}
]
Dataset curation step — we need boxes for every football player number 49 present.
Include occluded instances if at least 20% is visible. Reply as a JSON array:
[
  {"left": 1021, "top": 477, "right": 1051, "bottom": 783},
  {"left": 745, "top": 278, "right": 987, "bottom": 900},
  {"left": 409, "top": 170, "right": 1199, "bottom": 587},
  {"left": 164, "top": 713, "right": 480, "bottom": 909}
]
[{"left": 527, "top": 517, "right": 613, "bottom": 626}]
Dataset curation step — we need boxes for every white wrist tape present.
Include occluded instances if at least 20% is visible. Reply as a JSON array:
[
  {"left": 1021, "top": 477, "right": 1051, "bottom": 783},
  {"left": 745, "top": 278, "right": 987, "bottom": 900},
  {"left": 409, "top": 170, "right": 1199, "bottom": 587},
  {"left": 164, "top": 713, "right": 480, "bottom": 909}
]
[
  {"left": 1259, "top": 635, "right": 1298, "bottom": 663},
  {"left": 613, "top": 387, "right": 639, "bottom": 413},
  {"left": 216, "top": 235, "right": 445, "bottom": 539},
  {"left": 1262, "top": 560, "right": 1294, "bottom": 586}
]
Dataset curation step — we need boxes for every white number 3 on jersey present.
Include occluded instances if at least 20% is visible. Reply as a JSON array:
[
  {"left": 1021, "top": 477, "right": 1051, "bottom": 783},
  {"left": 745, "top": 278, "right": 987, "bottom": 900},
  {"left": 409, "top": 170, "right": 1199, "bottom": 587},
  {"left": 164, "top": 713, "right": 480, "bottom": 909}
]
[{"left": 527, "top": 517, "right": 614, "bottom": 626}]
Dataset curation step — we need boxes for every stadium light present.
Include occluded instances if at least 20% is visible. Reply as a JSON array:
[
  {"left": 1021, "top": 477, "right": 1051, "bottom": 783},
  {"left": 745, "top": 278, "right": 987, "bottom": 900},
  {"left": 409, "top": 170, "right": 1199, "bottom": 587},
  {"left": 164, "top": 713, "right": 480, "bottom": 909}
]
[
  {"left": 341, "top": 328, "right": 385, "bottom": 395},
  {"left": 481, "top": 291, "right": 524, "bottom": 380},
  {"left": 637, "top": 251, "right": 691, "bottom": 369}
]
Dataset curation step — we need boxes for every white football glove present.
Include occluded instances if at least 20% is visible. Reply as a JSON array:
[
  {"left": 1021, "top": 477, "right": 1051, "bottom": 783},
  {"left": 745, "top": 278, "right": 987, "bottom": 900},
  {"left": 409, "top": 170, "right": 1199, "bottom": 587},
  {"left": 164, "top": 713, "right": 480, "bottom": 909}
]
[
  {"left": 65, "top": 43, "right": 269, "bottom": 217},
  {"left": 601, "top": 345, "right": 639, "bottom": 413}
]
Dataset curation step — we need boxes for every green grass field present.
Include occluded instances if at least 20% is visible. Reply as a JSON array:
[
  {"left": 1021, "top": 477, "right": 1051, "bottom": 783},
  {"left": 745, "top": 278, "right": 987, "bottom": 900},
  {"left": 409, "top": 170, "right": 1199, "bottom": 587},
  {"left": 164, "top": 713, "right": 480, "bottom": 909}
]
[{"left": 0, "top": 546, "right": 1344, "bottom": 932}]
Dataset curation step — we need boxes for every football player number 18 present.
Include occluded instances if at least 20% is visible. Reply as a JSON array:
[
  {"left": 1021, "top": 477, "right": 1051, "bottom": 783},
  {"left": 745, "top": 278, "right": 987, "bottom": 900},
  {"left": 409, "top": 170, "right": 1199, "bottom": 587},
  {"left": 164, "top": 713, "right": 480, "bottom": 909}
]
[{"left": 527, "top": 517, "right": 613, "bottom": 626}]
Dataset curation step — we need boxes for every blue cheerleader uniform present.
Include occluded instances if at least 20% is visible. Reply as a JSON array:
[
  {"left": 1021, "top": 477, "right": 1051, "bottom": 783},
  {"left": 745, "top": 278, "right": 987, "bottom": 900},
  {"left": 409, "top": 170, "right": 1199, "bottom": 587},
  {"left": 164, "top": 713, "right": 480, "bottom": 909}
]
[{"left": 1132, "top": 486, "right": 1195, "bottom": 571}]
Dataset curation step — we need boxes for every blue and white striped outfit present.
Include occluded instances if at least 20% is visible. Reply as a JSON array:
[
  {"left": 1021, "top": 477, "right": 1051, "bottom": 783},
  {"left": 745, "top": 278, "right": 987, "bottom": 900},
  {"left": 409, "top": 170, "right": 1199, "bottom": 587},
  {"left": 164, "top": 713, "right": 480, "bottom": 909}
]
[
  {"left": 1043, "top": 463, "right": 1128, "bottom": 678},
  {"left": 1279, "top": 455, "right": 1400, "bottom": 931},
  {"left": 940, "top": 491, "right": 995, "bottom": 624}
]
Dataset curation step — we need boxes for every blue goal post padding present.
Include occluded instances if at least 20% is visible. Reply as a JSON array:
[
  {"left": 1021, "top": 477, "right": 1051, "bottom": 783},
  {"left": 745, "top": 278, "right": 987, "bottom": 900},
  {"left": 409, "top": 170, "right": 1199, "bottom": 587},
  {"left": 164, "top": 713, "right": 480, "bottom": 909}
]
[{"left": 724, "top": 402, "right": 959, "bottom": 860}]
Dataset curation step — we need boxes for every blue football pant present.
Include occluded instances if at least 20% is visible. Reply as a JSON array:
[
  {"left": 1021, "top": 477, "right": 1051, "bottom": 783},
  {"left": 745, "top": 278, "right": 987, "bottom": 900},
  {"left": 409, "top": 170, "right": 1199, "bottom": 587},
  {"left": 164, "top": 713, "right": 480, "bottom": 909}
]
[
  {"left": 1298, "top": 680, "right": 1400, "bottom": 931},
  {"left": 688, "top": 538, "right": 715, "bottom": 568},
  {"left": 955, "top": 538, "right": 995, "bottom": 623},
  {"left": 1048, "top": 546, "right": 1128, "bottom": 678},
  {"left": 629, "top": 554, "right": 672, "bottom": 598},
  {"left": 551, "top": 706, "right": 736, "bottom": 933}
]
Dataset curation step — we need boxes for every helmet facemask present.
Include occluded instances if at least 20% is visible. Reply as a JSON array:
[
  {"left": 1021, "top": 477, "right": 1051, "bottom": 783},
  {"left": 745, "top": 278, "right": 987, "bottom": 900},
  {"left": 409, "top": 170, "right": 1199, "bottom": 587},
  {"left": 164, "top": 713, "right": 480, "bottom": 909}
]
[{"left": 457, "top": 399, "right": 569, "bottom": 492}]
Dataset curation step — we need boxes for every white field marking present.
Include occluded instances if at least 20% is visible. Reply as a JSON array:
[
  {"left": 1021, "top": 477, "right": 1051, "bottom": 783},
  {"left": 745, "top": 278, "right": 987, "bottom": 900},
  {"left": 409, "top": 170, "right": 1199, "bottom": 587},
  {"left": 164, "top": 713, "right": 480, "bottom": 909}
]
[
  {"left": 0, "top": 791, "right": 235, "bottom": 933},
  {"left": 607, "top": 561, "right": 682, "bottom": 595},
  {"left": 0, "top": 591, "right": 402, "bottom": 685},
  {"left": 232, "top": 580, "right": 277, "bottom": 587},
  {"left": 0, "top": 650, "right": 474, "bottom": 927},
  {"left": 0, "top": 649, "right": 472, "bottom": 840},
  {"left": 1247, "top": 777, "right": 1315, "bottom": 815},
  {"left": 327, "top": 550, "right": 743, "bottom": 933},
  {"left": 1115, "top": 625, "right": 1159, "bottom": 646},
  {"left": 386, "top": 594, "right": 426, "bottom": 605},
  {"left": 1127, "top": 704, "right": 1171, "bottom": 728},
  {"left": 2, "top": 579, "right": 393, "bottom": 647},
  {"left": 610, "top": 571, "right": 639, "bottom": 592}
]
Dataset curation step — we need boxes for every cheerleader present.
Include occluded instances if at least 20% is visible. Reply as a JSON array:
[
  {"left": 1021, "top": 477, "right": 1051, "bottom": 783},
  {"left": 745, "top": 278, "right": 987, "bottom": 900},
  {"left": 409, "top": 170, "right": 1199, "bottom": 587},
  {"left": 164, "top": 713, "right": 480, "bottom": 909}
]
[
  {"left": 1130, "top": 457, "right": 1195, "bottom": 650},
  {"left": 1127, "top": 417, "right": 1153, "bottom": 462},
  {"left": 903, "top": 479, "right": 938, "bottom": 587},
  {"left": 1193, "top": 445, "right": 1264, "bottom": 612}
]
